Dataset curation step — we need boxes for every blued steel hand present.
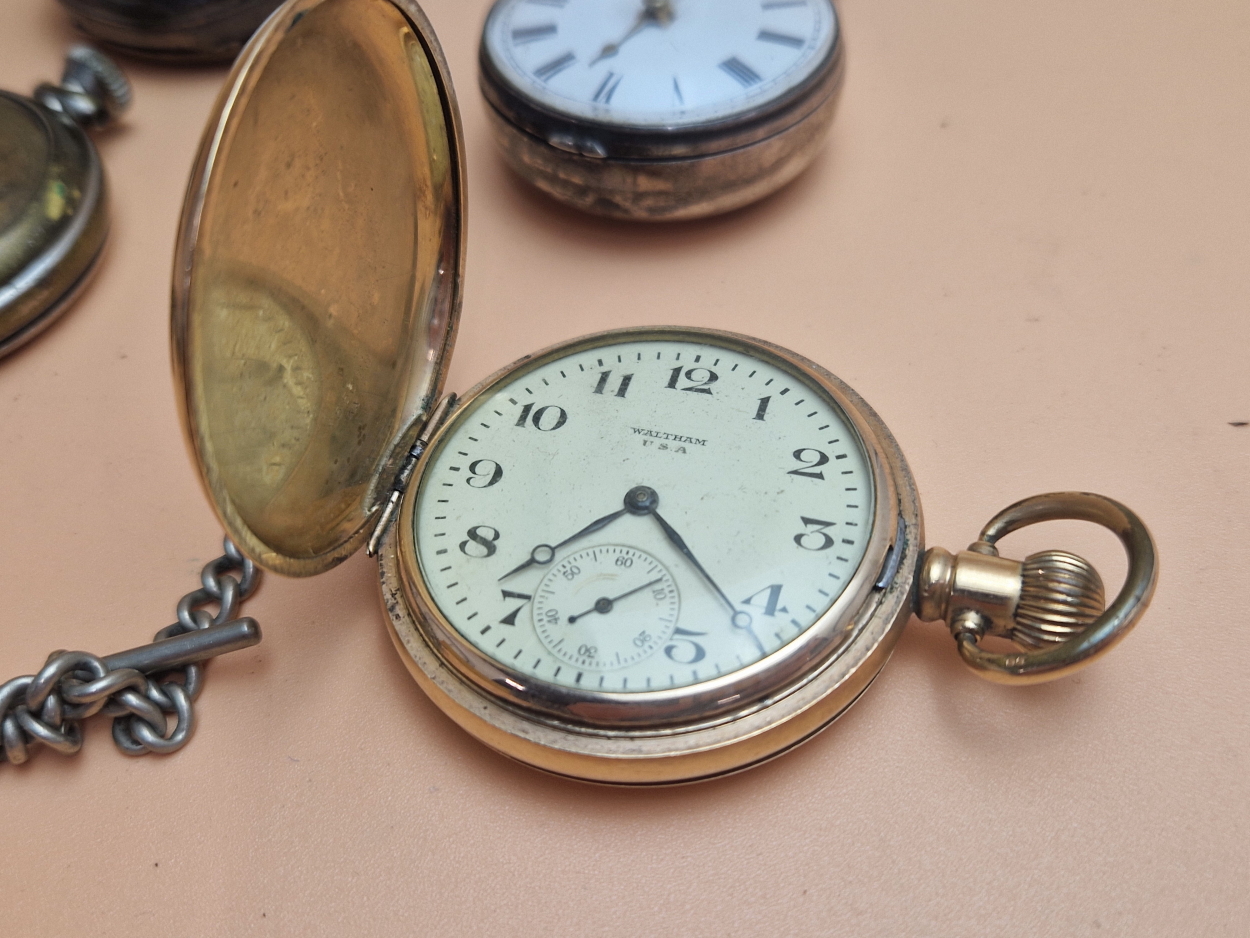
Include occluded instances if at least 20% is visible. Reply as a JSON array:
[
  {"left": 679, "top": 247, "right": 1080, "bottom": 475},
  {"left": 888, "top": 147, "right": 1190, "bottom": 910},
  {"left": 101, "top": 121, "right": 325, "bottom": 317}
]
[
  {"left": 498, "top": 486, "right": 662, "bottom": 581},
  {"left": 649, "top": 510, "right": 739, "bottom": 616},
  {"left": 498, "top": 506, "right": 628, "bottom": 581},
  {"left": 567, "top": 578, "right": 664, "bottom": 624},
  {"left": 635, "top": 492, "right": 766, "bottom": 657},
  {"left": 589, "top": 0, "right": 674, "bottom": 66}
]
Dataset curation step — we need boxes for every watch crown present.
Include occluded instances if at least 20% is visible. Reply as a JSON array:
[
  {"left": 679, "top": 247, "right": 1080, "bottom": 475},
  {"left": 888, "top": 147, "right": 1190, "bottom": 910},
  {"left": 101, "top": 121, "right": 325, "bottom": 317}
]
[
  {"left": 34, "top": 46, "right": 131, "bottom": 129},
  {"left": 1011, "top": 550, "right": 1105, "bottom": 648},
  {"left": 916, "top": 545, "right": 1105, "bottom": 648},
  {"left": 922, "top": 492, "right": 1155, "bottom": 685}
]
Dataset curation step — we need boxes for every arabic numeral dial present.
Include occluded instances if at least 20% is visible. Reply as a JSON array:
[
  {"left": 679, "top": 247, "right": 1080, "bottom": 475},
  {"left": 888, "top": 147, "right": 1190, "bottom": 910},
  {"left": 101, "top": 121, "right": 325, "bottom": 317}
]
[{"left": 411, "top": 333, "right": 875, "bottom": 698}]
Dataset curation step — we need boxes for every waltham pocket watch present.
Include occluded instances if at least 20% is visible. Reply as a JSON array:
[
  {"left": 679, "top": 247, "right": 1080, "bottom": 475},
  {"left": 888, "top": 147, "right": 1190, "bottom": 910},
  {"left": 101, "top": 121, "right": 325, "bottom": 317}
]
[
  {"left": 0, "top": 0, "right": 1158, "bottom": 783},
  {"left": 159, "top": 0, "right": 1155, "bottom": 785},
  {"left": 478, "top": 0, "right": 845, "bottom": 219},
  {"left": 0, "top": 47, "right": 130, "bottom": 359}
]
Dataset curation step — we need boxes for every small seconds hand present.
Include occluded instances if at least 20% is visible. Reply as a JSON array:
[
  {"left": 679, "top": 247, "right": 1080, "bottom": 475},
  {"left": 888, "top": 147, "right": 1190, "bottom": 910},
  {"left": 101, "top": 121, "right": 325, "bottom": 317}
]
[{"left": 567, "top": 577, "right": 664, "bottom": 624}]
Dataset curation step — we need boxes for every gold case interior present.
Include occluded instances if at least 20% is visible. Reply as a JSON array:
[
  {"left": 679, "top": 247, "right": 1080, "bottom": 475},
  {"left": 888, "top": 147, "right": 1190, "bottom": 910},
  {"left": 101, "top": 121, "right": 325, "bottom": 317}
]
[
  {"left": 171, "top": 0, "right": 923, "bottom": 785},
  {"left": 172, "top": 0, "right": 464, "bottom": 576}
]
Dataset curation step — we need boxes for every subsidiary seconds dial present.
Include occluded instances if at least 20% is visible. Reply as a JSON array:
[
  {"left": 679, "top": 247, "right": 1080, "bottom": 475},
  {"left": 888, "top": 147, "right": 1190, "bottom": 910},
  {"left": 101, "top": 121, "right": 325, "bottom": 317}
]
[{"left": 533, "top": 546, "right": 679, "bottom": 673}]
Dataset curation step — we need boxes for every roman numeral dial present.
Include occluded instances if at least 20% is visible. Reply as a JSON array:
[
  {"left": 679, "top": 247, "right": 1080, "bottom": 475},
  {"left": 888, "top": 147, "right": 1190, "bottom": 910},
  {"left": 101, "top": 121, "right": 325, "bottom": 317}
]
[
  {"left": 719, "top": 56, "right": 762, "bottom": 87},
  {"left": 484, "top": 0, "right": 838, "bottom": 129}
]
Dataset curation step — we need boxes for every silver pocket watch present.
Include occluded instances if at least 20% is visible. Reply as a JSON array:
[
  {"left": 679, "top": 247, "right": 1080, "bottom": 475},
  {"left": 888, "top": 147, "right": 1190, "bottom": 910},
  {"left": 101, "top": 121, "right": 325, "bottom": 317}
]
[
  {"left": 0, "top": 47, "right": 130, "bottom": 359},
  {"left": 479, "top": 0, "right": 845, "bottom": 220},
  {"left": 1, "top": 0, "right": 1157, "bottom": 785},
  {"left": 56, "top": 0, "right": 284, "bottom": 64}
]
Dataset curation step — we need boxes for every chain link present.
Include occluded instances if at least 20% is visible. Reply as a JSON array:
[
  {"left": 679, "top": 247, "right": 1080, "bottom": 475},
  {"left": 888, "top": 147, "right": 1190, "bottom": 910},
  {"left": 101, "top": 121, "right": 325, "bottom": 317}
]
[{"left": 0, "top": 539, "right": 261, "bottom": 766}]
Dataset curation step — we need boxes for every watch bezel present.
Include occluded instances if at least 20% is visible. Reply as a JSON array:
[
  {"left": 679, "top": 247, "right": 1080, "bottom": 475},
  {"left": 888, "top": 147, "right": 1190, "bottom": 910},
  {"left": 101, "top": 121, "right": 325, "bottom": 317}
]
[
  {"left": 478, "top": 0, "right": 844, "bottom": 161},
  {"left": 385, "top": 323, "right": 918, "bottom": 727},
  {"left": 0, "top": 92, "right": 108, "bottom": 359},
  {"left": 379, "top": 326, "right": 922, "bottom": 784}
]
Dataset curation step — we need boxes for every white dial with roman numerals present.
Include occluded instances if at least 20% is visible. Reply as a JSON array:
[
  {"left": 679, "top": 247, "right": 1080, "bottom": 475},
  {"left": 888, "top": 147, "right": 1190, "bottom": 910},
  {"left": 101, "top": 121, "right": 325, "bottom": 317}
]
[
  {"left": 482, "top": 0, "right": 838, "bottom": 128},
  {"left": 411, "top": 332, "right": 875, "bottom": 696}
]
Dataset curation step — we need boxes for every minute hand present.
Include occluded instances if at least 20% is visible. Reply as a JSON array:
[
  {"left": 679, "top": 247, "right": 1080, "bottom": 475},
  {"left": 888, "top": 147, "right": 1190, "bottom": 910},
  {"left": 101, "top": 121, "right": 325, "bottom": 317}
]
[
  {"left": 652, "top": 511, "right": 765, "bottom": 654},
  {"left": 650, "top": 511, "right": 738, "bottom": 617}
]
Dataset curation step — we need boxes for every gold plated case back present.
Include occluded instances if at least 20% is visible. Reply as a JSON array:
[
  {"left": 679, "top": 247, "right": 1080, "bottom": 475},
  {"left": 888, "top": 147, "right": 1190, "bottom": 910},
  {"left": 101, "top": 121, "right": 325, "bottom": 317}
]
[{"left": 172, "top": 0, "right": 465, "bottom": 576}]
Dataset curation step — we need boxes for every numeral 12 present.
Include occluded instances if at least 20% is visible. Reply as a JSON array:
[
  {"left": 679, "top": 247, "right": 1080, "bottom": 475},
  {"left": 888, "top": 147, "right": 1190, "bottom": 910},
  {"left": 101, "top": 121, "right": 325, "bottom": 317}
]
[{"left": 665, "top": 367, "right": 718, "bottom": 394}]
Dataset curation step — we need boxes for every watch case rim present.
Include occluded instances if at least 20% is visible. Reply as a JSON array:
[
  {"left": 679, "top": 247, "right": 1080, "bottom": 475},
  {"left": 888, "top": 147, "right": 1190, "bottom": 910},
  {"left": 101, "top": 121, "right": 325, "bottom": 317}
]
[
  {"left": 56, "top": 0, "right": 284, "bottom": 65},
  {"left": 0, "top": 234, "right": 107, "bottom": 359},
  {"left": 481, "top": 81, "right": 841, "bottom": 220},
  {"left": 0, "top": 92, "right": 108, "bottom": 359},
  {"left": 478, "top": 9, "right": 844, "bottom": 162},
  {"left": 396, "top": 325, "right": 897, "bottom": 727},
  {"left": 377, "top": 326, "right": 924, "bottom": 783}
]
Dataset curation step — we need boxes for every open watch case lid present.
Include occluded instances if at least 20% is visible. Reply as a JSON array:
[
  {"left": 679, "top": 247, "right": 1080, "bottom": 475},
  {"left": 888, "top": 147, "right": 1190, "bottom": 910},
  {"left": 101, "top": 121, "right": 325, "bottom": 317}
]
[{"left": 171, "top": 0, "right": 466, "bottom": 577}]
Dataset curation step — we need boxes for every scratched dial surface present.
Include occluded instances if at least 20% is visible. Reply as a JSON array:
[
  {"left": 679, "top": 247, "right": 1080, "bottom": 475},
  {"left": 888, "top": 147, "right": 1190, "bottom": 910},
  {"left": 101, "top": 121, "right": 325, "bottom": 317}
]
[
  {"left": 482, "top": 0, "right": 838, "bottom": 129},
  {"left": 411, "top": 333, "right": 875, "bottom": 695}
]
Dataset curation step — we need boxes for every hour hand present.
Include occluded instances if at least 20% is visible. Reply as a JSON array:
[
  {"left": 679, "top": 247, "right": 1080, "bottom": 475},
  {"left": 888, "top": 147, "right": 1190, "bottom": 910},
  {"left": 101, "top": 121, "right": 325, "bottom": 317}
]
[
  {"left": 498, "top": 501, "right": 631, "bottom": 581},
  {"left": 589, "top": 0, "right": 674, "bottom": 65}
]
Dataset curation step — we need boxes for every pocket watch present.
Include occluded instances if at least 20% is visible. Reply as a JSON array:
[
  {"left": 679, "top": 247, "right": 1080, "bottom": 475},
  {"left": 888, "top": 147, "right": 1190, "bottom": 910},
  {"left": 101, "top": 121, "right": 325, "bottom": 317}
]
[
  {"left": 160, "top": 0, "right": 1156, "bottom": 785},
  {"left": 478, "top": 0, "right": 845, "bottom": 219},
  {"left": 0, "top": 0, "right": 1157, "bottom": 780},
  {"left": 0, "top": 47, "right": 130, "bottom": 359},
  {"left": 57, "top": 0, "right": 284, "bottom": 63}
]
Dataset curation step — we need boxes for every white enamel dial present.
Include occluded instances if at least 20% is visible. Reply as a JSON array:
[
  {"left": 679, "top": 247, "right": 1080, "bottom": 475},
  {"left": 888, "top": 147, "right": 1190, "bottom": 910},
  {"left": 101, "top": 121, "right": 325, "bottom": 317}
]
[
  {"left": 483, "top": 0, "right": 838, "bottom": 128},
  {"left": 532, "top": 546, "right": 680, "bottom": 672},
  {"left": 411, "top": 333, "right": 876, "bottom": 696}
]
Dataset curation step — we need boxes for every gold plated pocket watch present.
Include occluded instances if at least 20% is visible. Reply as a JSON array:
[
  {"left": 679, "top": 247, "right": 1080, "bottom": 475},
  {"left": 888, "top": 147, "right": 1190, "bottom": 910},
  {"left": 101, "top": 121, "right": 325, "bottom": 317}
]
[
  {"left": 0, "top": 47, "right": 130, "bottom": 359},
  {"left": 479, "top": 0, "right": 845, "bottom": 219},
  {"left": 159, "top": 0, "right": 1158, "bottom": 785}
]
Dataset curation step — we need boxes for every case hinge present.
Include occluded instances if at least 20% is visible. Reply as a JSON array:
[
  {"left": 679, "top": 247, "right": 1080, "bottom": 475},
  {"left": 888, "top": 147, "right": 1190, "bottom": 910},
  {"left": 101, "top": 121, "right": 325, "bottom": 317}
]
[{"left": 366, "top": 393, "right": 458, "bottom": 557}]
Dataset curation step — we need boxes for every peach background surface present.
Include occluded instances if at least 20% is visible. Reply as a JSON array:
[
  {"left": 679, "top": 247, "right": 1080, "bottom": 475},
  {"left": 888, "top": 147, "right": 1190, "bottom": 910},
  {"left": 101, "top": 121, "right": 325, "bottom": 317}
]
[{"left": 1, "top": 0, "right": 1247, "bottom": 935}]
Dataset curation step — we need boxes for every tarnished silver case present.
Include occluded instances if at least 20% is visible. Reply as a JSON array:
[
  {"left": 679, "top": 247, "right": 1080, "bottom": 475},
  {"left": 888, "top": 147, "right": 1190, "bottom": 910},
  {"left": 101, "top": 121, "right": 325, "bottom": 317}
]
[
  {"left": 478, "top": 12, "right": 845, "bottom": 221},
  {"left": 0, "top": 91, "right": 108, "bottom": 359}
]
